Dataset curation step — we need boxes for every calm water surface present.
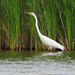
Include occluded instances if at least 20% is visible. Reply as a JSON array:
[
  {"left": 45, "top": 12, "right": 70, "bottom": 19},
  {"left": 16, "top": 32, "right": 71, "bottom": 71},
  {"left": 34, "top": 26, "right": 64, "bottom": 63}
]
[{"left": 0, "top": 51, "right": 75, "bottom": 75}]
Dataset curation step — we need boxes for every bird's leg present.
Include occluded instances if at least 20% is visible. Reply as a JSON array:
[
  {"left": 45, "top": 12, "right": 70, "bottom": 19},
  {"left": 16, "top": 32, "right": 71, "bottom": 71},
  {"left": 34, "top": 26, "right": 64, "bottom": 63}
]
[
  {"left": 49, "top": 46, "right": 53, "bottom": 51},
  {"left": 47, "top": 46, "right": 53, "bottom": 51},
  {"left": 48, "top": 47, "right": 50, "bottom": 50}
]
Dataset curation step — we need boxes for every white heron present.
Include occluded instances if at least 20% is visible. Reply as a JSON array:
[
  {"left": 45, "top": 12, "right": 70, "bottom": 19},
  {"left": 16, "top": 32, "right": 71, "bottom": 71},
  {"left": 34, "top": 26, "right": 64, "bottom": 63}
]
[{"left": 24, "top": 12, "right": 65, "bottom": 51}]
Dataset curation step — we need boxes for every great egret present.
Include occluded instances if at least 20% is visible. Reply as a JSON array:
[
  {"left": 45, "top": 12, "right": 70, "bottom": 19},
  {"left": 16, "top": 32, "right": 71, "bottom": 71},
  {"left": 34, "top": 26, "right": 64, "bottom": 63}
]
[{"left": 24, "top": 12, "right": 65, "bottom": 51}]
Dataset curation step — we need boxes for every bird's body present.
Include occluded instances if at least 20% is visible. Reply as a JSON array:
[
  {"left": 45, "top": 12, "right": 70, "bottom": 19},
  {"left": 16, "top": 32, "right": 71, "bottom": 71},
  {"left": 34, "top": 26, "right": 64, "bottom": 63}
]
[
  {"left": 39, "top": 35, "right": 64, "bottom": 50},
  {"left": 25, "top": 12, "right": 65, "bottom": 51}
]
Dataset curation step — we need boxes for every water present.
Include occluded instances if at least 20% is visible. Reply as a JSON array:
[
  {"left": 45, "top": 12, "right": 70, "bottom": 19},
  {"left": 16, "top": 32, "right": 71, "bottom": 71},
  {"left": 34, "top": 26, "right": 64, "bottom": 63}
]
[{"left": 0, "top": 51, "right": 75, "bottom": 75}]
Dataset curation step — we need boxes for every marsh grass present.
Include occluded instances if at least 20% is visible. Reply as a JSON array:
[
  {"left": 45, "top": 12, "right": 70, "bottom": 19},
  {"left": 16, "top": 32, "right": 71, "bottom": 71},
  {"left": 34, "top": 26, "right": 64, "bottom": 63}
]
[
  {"left": 1, "top": 0, "right": 21, "bottom": 50},
  {"left": 0, "top": 0, "right": 75, "bottom": 51},
  {"left": 0, "top": 23, "right": 1, "bottom": 51}
]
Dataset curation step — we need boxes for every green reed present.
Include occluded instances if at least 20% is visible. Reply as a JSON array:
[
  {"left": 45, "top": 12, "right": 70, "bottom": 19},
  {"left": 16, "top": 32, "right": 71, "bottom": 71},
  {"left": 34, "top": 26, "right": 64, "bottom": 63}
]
[
  {"left": 0, "top": 22, "right": 1, "bottom": 51},
  {"left": 1, "top": 0, "right": 21, "bottom": 50},
  {"left": 63, "top": 0, "right": 71, "bottom": 50},
  {"left": 71, "top": 0, "right": 75, "bottom": 50},
  {"left": 19, "top": 0, "right": 27, "bottom": 49},
  {"left": 0, "top": 1, "right": 1, "bottom": 51}
]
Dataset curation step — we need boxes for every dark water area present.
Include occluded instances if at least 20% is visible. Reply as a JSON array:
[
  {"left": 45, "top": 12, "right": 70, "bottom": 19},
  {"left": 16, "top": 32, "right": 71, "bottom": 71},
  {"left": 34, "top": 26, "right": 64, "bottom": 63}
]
[{"left": 0, "top": 51, "right": 75, "bottom": 75}]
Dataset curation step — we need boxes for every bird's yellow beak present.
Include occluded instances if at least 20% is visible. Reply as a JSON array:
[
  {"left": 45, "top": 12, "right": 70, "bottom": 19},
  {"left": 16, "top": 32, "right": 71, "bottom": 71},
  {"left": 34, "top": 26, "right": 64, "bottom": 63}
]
[{"left": 24, "top": 12, "right": 31, "bottom": 14}]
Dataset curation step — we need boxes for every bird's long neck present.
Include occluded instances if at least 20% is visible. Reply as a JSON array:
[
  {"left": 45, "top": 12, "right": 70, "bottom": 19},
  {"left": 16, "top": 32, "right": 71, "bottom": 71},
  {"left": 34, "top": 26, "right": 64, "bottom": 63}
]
[{"left": 34, "top": 15, "right": 42, "bottom": 37}]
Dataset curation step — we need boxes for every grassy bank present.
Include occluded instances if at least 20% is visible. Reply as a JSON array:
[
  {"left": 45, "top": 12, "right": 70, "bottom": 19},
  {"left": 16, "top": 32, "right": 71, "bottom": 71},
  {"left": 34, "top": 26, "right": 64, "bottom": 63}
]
[{"left": 0, "top": 0, "right": 75, "bottom": 51}]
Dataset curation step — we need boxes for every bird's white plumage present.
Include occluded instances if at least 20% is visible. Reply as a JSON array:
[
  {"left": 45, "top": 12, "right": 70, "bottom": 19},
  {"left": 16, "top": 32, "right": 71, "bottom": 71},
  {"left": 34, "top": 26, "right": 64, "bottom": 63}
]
[
  {"left": 40, "top": 35, "right": 64, "bottom": 50},
  {"left": 25, "top": 12, "right": 65, "bottom": 51}
]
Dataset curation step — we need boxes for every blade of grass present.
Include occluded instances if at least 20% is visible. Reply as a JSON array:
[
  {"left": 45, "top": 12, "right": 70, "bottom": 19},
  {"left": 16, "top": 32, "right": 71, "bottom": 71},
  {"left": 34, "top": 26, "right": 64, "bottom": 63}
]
[
  {"left": 0, "top": 22, "right": 2, "bottom": 51},
  {"left": 0, "top": 0, "right": 2, "bottom": 51},
  {"left": 27, "top": 0, "right": 34, "bottom": 51},
  {"left": 71, "top": 0, "right": 75, "bottom": 50},
  {"left": 63, "top": 0, "right": 71, "bottom": 51}
]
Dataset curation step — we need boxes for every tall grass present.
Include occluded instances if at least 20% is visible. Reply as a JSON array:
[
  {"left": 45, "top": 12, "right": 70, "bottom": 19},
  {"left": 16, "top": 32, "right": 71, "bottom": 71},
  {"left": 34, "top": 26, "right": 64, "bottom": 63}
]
[
  {"left": 0, "top": 1, "right": 1, "bottom": 51},
  {"left": 1, "top": 0, "right": 21, "bottom": 50},
  {"left": 0, "top": 20, "right": 1, "bottom": 51},
  {"left": 62, "top": 0, "right": 71, "bottom": 50},
  {"left": 70, "top": 0, "right": 75, "bottom": 50},
  {"left": 0, "top": 0, "right": 75, "bottom": 51}
]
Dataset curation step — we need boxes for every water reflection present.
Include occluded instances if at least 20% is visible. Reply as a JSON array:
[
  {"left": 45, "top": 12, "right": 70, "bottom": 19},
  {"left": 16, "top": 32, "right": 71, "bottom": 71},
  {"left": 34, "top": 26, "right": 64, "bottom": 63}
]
[{"left": 0, "top": 51, "right": 75, "bottom": 75}]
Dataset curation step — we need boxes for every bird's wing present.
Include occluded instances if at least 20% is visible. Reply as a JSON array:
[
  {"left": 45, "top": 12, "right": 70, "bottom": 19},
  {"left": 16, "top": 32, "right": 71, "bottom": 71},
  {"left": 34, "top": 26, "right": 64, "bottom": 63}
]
[{"left": 41, "top": 35, "right": 63, "bottom": 49}]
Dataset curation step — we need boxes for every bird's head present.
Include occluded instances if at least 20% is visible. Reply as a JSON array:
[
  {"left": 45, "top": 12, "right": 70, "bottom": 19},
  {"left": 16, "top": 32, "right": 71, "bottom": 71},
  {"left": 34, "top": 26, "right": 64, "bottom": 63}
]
[{"left": 24, "top": 12, "right": 35, "bottom": 16}]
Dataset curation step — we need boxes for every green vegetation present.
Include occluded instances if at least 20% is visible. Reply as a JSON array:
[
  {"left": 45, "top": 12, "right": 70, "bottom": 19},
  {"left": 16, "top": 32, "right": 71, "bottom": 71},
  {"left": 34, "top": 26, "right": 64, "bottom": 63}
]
[{"left": 0, "top": 0, "right": 75, "bottom": 51}]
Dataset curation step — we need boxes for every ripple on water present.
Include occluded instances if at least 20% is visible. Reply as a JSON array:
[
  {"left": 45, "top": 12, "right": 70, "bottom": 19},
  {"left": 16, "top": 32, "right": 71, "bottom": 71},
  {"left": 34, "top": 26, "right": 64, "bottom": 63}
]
[{"left": 0, "top": 51, "right": 75, "bottom": 75}]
